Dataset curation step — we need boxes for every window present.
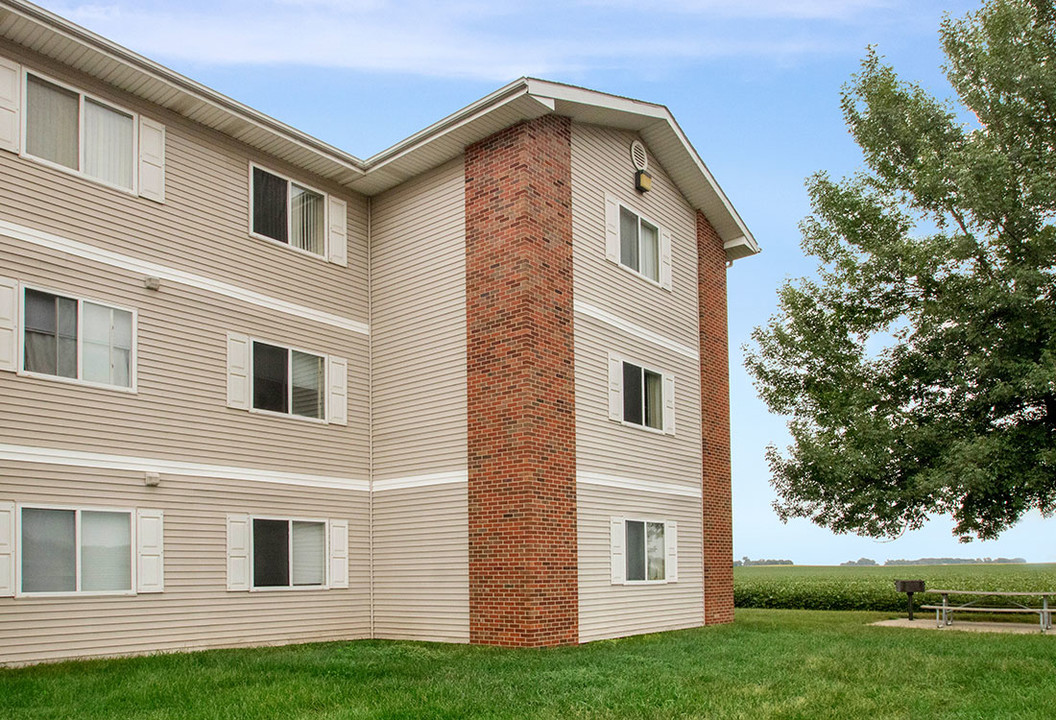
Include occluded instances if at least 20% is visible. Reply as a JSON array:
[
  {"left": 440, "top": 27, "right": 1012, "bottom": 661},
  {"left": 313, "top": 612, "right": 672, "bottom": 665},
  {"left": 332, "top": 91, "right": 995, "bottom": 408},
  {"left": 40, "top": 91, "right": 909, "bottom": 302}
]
[
  {"left": 252, "top": 518, "right": 326, "bottom": 588},
  {"left": 623, "top": 361, "right": 663, "bottom": 430},
  {"left": 226, "top": 514, "right": 348, "bottom": 591},
  {"left": 625, "top": 519, "right": 665, "bottom": 581},
  {"left": 20, "top": 507, "right": 131, "bottom": 594},
  {"left": 251, "top": 165, "right": 326, "bottom": 256},
  {"left": 22, "top": 287, "right": 134, "bottom": 390},
  {"left": 604, "top": 194, "right": 672, "bottom": 289},
  {"left": 608, "top": 354, "right": 674, "bottom": 434},
  {"left": 611, "top": 516, "right": 677, "bottom": 585},
  {"left": 620, "top": 206, "right": 660, "bottom": 282},
  {"left": 252, "top": 341, "right": 325, "bottom": 420},
  {"left": 24, "top": 73, "right": 135, "bottom": 190}
]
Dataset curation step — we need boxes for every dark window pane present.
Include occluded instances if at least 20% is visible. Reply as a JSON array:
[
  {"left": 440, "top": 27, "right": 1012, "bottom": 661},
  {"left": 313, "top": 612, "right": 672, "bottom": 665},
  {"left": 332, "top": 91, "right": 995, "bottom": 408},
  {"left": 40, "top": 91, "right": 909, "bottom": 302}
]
[
  {"left": 644, "top": 370, "right": 663, "bottom": 430},
  {"left": 24, "top": 289, "right": 57, "bottom": 375},
  {"left": 622, "top": 362, "right": 643, "bottom": 426},
  {"left": 253, "top": 168, "right": 288, "bottom": 243},
  {"left": 21, "top": 508, "right": 76, "bottom": 592},
  {"left": 619, "top": 206, "right": 639, "bottom": 270},
  {"left": 253, "top": 519, "right": 289, "bottom": 587},
  {"left": 253, "top": 342, "right": 288, "bottom": 413},
  {"left": 626, "top": 520, "right": 645, "bottom": 581},
  {"left": 57, "top": 296, "right": 78, "bottom": 379}
]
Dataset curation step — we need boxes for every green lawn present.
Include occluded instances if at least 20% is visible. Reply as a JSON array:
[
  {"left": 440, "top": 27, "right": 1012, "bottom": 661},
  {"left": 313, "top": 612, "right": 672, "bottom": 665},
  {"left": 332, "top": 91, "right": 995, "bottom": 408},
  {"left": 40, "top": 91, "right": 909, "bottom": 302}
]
[
  {"left": 735, "top": 563, "right": 1056, "bottom": 612},
  {"left": 3, "top": 610, "right": 1054, "bottom": 719}
]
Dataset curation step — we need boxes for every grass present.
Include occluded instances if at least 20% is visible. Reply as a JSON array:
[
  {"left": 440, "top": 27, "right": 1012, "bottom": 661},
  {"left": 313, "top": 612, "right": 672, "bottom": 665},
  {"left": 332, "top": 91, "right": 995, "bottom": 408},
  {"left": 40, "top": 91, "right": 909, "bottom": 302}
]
[
  {"left": 735, "top": 563, "right": 1056, "bottom": 612},
  {"left": 2, "top": 610, "right": 1055, "bottom": 719}
]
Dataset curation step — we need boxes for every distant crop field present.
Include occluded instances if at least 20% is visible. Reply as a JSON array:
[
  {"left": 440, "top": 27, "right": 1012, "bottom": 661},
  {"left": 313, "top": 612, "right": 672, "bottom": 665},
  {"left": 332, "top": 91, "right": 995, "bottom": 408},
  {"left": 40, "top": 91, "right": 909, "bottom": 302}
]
[{"left": 734, "top": 563, "right": 1056, "bottom": 612}]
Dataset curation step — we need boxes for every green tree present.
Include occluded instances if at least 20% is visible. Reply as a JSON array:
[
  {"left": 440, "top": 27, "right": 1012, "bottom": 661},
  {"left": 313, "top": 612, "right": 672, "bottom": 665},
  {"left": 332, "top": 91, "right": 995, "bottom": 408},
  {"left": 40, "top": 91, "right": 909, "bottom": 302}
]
[{"left": 746, "top": 0, "right": 1056, "bottom": 541}]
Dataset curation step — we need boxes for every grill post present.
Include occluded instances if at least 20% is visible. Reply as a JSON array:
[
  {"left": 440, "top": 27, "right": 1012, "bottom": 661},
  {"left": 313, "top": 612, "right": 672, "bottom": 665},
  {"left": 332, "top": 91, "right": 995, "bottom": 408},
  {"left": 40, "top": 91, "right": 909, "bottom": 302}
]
[{"left": 894, "top": 580, "right": 925, "bottom": 621}]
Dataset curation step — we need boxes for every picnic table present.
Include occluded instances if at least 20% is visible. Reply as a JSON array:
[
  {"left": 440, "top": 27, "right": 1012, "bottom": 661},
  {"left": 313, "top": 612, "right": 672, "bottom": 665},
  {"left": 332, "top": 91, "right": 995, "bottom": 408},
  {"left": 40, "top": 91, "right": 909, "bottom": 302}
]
[{"left": 922, "top": 589, "right": 1054, "bottom": 632}]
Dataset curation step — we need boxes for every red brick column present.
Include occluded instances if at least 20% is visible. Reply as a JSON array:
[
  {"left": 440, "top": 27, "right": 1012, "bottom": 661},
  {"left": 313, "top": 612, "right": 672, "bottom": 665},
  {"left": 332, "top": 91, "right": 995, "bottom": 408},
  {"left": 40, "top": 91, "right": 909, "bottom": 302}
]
[
  {"left": 465, "top": 116, "right": 578, "bottom": 647},
  {"left": 697, "top": 211, "right": 734, "bottom": 624}
]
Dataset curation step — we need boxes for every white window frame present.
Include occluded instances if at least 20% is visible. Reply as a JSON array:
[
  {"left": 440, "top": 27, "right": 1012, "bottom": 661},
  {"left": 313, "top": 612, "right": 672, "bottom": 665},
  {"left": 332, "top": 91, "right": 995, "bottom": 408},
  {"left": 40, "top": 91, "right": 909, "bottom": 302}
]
[
  {"left": 622, "top": 517, "right": 669, "bottom": 585},
  {"left": 248, "top": 515, "right": 329, "bottom": 592},
  {"left": 248, "top": 338, "right": 328, "bottom": 424},
  {"left": 18, "top": 283, "right": 138, "bottom": 394},
  {"left": 607, "top": 198, "right": 666, "bottom": 287},
  {"left": 20, "top": 69, "right": 139, "bottom": 196},
  {"left": 248, "top": 162, "right": 329, "bottom": 261},
  {"left": 15, "top": 503, "right": 136, "bottom": 598}
]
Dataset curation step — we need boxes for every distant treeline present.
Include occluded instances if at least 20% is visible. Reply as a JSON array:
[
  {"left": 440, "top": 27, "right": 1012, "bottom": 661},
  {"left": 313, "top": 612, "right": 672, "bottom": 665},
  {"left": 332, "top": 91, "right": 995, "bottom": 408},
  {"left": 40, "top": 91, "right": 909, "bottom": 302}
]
[
  {"left": 734, "top": 557, "right": 794, "bottom": 567},
  {"left": 882, "top": 557, "right": 1027, "bottom": 566},
  {"left": 839, "top": 557, "right": 1028, "bottom": 566}
]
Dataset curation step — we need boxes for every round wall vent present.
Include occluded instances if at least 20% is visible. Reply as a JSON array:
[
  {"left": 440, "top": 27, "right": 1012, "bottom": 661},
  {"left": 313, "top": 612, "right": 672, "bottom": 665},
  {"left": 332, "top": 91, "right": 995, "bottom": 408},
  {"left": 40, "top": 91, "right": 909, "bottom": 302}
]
[{"left": 630, "top": 140, "right": 648, "bottom": 172}]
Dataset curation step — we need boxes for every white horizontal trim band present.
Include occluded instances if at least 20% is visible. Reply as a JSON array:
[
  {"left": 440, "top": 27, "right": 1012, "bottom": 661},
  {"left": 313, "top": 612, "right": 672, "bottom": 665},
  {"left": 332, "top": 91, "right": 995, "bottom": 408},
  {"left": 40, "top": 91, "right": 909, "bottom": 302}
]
[
  {"left": 0, "top": 443, "right": 370, "bottom": 491},
  {"left": 0, "top": 219, "right": 369, "bottom": 335},
  {"left": 577, "top": 471, "right": 702, "bottom": 498},
  {"left": 373, "top": 471, "right": 468, "bottom": 491},
  {"left": 574, "top": 300, "right": 699, "bottom": 360}
]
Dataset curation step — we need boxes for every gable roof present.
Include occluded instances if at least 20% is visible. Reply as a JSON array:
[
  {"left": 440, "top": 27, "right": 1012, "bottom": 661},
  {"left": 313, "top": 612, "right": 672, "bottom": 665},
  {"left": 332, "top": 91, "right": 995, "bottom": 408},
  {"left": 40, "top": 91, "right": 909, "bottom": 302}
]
[{"left": 0, "top": 0, "right": 759, "bottom": 261}]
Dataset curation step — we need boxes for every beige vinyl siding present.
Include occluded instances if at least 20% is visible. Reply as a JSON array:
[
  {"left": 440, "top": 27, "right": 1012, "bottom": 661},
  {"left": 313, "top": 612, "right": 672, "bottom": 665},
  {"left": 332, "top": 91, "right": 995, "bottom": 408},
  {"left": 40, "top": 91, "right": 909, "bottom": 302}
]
[
  {"left": 0, "top": 461, "right": 370, "bottom": 666},
  {"left": 0, "top": 238, "right": 368, "bottom": 480},
  {"left": 0, "top": 44, "right": 368, "bottom": 322},
  {"left": 370, "top": 158, "right": 467, "bottom": 481},
  {"left": 570, "top": 123, "right": 700, "bottom": 349},
  {"left": 571, "top": 122, "right": 706, "bottom": 641},
  {"left": 369, "top": 158, "right": 469, "bottom": 641},
  {"left": 372, "top": 483, "right": 469, "bottom": 642},
  {"left": 577, "top": 482, "right": 703, "bottom": 643}
]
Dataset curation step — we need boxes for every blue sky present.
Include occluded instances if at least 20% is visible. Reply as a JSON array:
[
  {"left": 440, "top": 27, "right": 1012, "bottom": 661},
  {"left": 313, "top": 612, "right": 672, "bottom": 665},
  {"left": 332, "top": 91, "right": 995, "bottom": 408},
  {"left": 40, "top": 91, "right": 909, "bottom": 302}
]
[{"left": 40, "top": 0, "right": 1056, "bottom": 563}]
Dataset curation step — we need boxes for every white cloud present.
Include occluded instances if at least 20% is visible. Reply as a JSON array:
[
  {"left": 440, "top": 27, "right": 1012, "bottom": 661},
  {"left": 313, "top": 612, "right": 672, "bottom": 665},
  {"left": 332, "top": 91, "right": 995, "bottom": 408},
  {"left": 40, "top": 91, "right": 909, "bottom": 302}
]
[{"left": 41, "top": 0, "right": 901, "bottom": 81}]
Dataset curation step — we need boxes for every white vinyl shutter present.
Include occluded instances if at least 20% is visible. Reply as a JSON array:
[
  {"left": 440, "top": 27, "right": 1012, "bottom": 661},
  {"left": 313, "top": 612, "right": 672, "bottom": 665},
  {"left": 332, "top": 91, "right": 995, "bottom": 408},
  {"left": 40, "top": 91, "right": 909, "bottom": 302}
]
[
  {"left": 0, "top": 277, "right": 17, "bottom": 373},
  {"left": 136, "top": 509, "right": 164, "bottom": 593},
  {"left": 660, "top": 228, "right": 673, "bottom": 290},
  {"left": 0, "top": 58, "right": 19, "bottom": 153},
  {"left": 328, "top": 196, "right": 348, "bottom": 267},
  {"left": 0, "top": 501, "right": 13, "bottom": 597},
  {"left": 226, "top": 333, "right": 251, "bottom": 410},
  {"left": 604, "top": 193, "right": 620, "bottom": 262},
  {"left": 328, "top": 519, "right": 349, "bottom": 589},
  {"left": 610, "top": 517, "right": 625, "bottom": 584},
  {"left": 665, "top": 520, "right": 678, "bottom": 583},
  {"left": 663, "top": 374, "right": 676, "bottom": 435},
  {"left": 138, "top": 116, "right": 166, "bottom": 203},
  {"left": 327, "top": 356, "right": 348, "bottom": 426},
  {"left": 608, "top": 353, "right": 623, "bottom": 421},
  {"left": 226, "top": 514, "right": 250, "bottom": 591}
]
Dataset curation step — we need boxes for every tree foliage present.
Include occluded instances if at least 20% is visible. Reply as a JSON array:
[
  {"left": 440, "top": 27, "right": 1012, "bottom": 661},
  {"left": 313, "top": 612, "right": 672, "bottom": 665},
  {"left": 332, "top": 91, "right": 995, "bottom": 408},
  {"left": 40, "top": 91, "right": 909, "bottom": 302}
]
[{"left": 746, "top": 0, "right": 1056, "bottom": 541}]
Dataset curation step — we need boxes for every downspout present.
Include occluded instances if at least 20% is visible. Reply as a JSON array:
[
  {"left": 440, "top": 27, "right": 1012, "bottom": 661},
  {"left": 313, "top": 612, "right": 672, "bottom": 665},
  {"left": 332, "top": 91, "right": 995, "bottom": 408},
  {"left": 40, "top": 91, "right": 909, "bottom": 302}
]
[{"left": 367, "top": 195, "right": 375, "bottom": 640}]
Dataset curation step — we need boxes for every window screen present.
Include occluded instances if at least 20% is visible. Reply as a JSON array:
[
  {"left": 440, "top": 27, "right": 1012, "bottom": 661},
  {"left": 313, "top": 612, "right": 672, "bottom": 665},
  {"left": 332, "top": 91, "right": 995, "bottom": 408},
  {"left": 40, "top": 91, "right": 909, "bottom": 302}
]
[
  {"left": 253, "top": 167, "right": 288, "bottom": 244},
  {"left": 253, "top": 519, "right": 290, "bottom": 587},
  {"left": 253, "top": 342, "right": 288, "bottom": 413}
]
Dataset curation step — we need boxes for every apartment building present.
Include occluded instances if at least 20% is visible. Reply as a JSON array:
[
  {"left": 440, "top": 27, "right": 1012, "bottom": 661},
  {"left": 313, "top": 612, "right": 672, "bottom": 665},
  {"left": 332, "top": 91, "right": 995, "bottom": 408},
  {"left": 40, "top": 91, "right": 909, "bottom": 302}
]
[{"left": 0, "top": 0, "right": 758, "bottom": 664}]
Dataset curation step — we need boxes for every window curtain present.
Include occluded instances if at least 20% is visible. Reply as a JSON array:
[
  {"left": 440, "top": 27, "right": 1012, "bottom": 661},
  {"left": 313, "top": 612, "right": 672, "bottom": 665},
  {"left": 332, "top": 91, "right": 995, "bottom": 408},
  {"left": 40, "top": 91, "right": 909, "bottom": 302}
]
[
  {"left": 80, "top": 511, "right": 131, "bottom": 592},
  {"left": 292, "top": 521, "right": 325, "bottom": 586},
  {"left": 291, "top": 351, "right": 324, "bottom": 419},
  {"left": 83, "top": 99, "right": 134, "bottom": 189},
  {"left": 290, "top": 184, "right": 324, "bottom": 255},
  {"left": 26, "top": 75, "right": 78, "bottom": 170},
  {"left": 82, "top": 303, "right": 132, "bottom": 387},
  {"left": 644, "top": 370, "right": 663, "bottom": 430},
  {"left": 646, "top": 522, "right": 666, "bottom": 581},
  {"left": 21, "top": 508, "right": 76, "bottom": 592},
  {"left": 640, "top": 222, "right": 659, "bottom": 281}
]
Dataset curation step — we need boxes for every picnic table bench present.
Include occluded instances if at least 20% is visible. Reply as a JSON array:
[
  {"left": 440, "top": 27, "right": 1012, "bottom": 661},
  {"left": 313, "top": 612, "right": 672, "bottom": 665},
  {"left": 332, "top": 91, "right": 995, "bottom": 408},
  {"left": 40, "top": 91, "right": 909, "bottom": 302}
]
[{"left": 921, "top": 589, "right": 1054, "bottom": 632}]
